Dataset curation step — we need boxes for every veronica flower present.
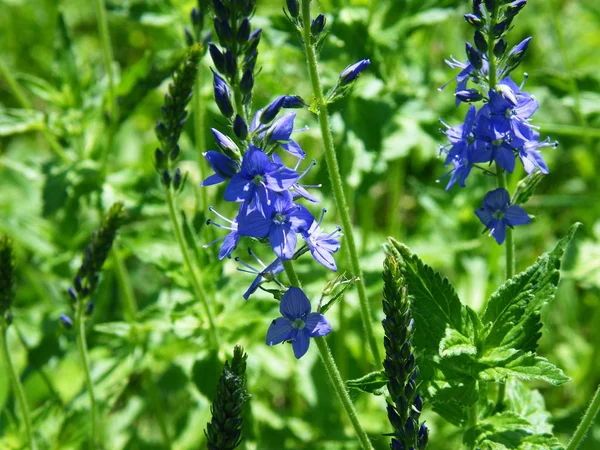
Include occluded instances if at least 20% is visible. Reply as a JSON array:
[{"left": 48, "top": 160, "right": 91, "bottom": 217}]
[
  {"left": 204, "top": 207, "right": 240, "bottom": 260},
  {"left": 475, "top": 188, "right": 531, "bottom": 244},
  {"left": 224, "top": 146, "right": 299, "bottom": 215},
  {"left": 515, "top": 126, "right": 553, "bottom": 174},
  {"left": 339, "top": 59, "right": 371, "bottom": 85},
  {"left": 266, "top": 112, "right": 296, "bottom": 144},
  {"left": 301, "top": 209, "right": 342, "bottom": 271},
  {"left": 266, "top": 287, "right": 331, "bottom": 359},
  {"left": 441, "top": 55, "right": 488, "bottom": 106},
  {"left": 238, "top": 191, "right": 313, "bottom": 260},
  {"left": 271, "top": 155, "right": 319, "bottom": 202},
  {"left": 474, "top": 114, "right": 518, "bottom": 173},
  {"left": 236, "top": 251, "right": 284, "bottom": 300}
]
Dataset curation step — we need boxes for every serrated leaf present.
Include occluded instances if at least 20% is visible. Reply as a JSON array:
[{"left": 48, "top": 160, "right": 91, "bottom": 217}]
[
  {"left": 346, "top": 370, "right": 388, "bottom": 395},
  {"left": 386, "top": 238, "right": 471, "bottom": 353},
  {"left": 463, "top": 411, "right": 564, "bottom": 450},
  {"left": 505, "top": 380, "right": 554, "bottom": 435},
  {"left": 428, "top": 379, "right": 479, "bottom": 427},
  {"left": 439, "top": 328, "right": 478, "bottom": 358},
  {"left": 481, "top": 224, "right": 580, "bottom": 353},
  {"left": 479, "top": 348, "right": 570, "bottom": 386}
]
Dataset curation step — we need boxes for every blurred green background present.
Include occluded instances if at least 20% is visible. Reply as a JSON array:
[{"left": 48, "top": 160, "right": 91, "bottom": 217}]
[{"left": 1, "top": 0, "right": 599, "bottom": 448}]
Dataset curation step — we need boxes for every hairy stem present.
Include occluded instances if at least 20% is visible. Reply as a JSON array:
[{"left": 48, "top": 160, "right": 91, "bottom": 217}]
[
  {"left": 165, "top": 188, "right": 219, "bottom": 348},
  {"left": 0, "top": 321, "right": 36, "bottom": 450},
  {"left": 282, "top": 260, "right": 374, "bottom": 450},
  {"left": 566, "top": 384, "right": 600, "bottom": 450},
  {"left": 75, "top": 304, "right": 98, "bottom": 449},
  {"left": 299, "top": 0, "right": 381, "bottom": 365}
]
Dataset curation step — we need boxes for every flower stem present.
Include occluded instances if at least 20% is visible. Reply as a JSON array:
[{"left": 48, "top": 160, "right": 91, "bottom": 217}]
[
  {"left": 282, "top": 260, "right": 374, "bottom": 450},
  {"left": 164, "top": 187, "right": 220, "bottom": 349},
  {"left": 566, "top": 384, "right": 600, "bottom": 450},
  {"left": 495, "top": 166, "right": 515, "bottom": 280},
  {"left": 193, "top": 71, "right": 209, "bottom": 212},
  {"left": 299, "top": 0, "right": 381, "bottom": 365},
  {"left": 75, "top": 304, "right": 98, "bottom": 449},
  {"left": 93, "top": 0, "right": 116, "bottom": 117},
  {"left": 0, "top": 320, "right": 36, "bottom": 450},
  {"left": 112, "top": 242, "right": 137, "bottom": 322},
  {"left": 0, "top": 57, "right": 70, "bottom": 164}
]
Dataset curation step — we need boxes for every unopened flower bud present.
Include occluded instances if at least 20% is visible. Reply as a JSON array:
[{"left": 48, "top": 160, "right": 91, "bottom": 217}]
[
  {"left": 465, "top": 42, "right": 482, "bottom": 69},
  {"left": 311, "top": 14, "right": 326, "bottom": 39},
  {"left": 60, "top": 314, "right": 73, "bottom": 329},
  {"left": 474, "top": 30, "right": 487, "bottom": 52},
  {"left": 233, "top": 115, "right": 248, "bottom": 140}
]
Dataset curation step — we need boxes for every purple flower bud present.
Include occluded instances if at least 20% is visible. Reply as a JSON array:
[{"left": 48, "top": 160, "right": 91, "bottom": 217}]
[
  {"left": 213, "top": 72, "right": 234, "bottom": 118},
  {"left": 311, "top": 14, "right": 326, "bottom": 38},
  {"left": 60, "top": 314, "right": 73, "bottom": 329},
  {"left": 266, "top": 112, "right": 295, "bottom": 142},
  {"left": 418, "top": 424, "right": 428, "bottom": 449},
  {"left": 184, "top": 27, "right": 194, "bottom": 46},
  {"left": 173, "top": 168, "right": 183, "bottom": 190},
  {"left": 260, "top": 95, "right": 286, "bottom": 123},
  {"left": 212, "top": 0, "right": 229, "bottom": 20},
  {"left": 215, "top": 18, "right": 233, "bottom": 45},
  {"left": 494, "top": 38, "right": 507, "bottom": 57},
  {"left": 246, "top": 29, "right": 262, "bottom": 54},
  {"left": 237, "top": 18, "right": 250, "bottom": 43},
  {"left": 413, "top": 395, "right": 423, "bottom": 413},
  {"left": 474, "top": 29, "right": 487, "bottom": 52},
  {"left": 282, "top": 95, "right": 306, "bottom": 108},
  {"left": 455, "top": 89, "right": 483, "bottom": 102},
  {"left": 507, "top": 36, "right": 532, "bottom": 63},
  {"left": 287, "top": 0, "right": 299, "bottom": 18},
  {"left": 209, "top": 43, "right": 226, "bottom": 74},
  {"left": 162, "top": 169, "right": 171, "bottom": 187},
  {"left": 190, "top": 8, "right": 201, "bottom": 26},
  {"left": 484, "top": 0, "right": 495, "bottom": 11},
  {"left": 493, "top": 18, "right": 512, "bottom": 37},
  {"left": 223, "top": 50, "right": 236, "bottom": 78},
  {"left": 85, "top": 301, "right": 95, "bottom": 316},
  {"left": 339, "top": 59, "right": 371, "bottom": 85},
  {"left": 464, "top": 13, "right": 483, "bottom": 28},
  {"left": 240, "top": 70, "right": 254, "bottom": 95},
  {"left": 505, "top": 0, "right": 527, "bottom": 18},
  {"left": 233, "top": 115, "right": 248, "bottom": 140},
  {"left": 68, "top": 287, "right": 77, "bottom": 302},
  {"left": 465, "top": 42, "right": 482, "bottom": 69},
  {"left": 211, "top": 128, "right": 240, "bottom": 156}
]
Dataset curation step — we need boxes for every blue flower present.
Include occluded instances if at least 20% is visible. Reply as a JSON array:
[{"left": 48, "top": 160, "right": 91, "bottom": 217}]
[
  {"left": 204, "top": 207, "right": 240, "bottom": 260},
  {"left": 339, "top": 59, "right": 371, "bottom": 85},
  {"left": 475, "top": 188, "right": 531, "bottom": 245},
  {"left": 238, "top": 191, "right": 314, "bottom": 260},
  {"left": 236, "top": 253, "right": 284, "bottom": 300},
  {"left": 515, "top": 126, "right": 552, "bottom": 174},
  {"left": 266, "top": 112, "right": 296, "bottom": 143},
  {"left": 200, "top": 151, "right": 239, "bottom": 186},
  {"left": 484, "top": 77, "right": 538, "bottom": 137},
  {"left": 213, "top": 71, "right": 234, "bottom": 118},
  {"left": 260, "top": 95, "right": 286, "bottom": 124},
  {"left": 442, "top": 55, "right": 488, "bottom": 106},
  {"left": 266, "top": 287, "right": 331, "bottom": 359},
  {"left": 301, "top": 209, "right": 342, "bottom": 271},
  {"left": 224, "top": 146, "right": 299, "bottom": 215},
  {"left": 474, "top": 114, "right": 518, "bottom": 173}
]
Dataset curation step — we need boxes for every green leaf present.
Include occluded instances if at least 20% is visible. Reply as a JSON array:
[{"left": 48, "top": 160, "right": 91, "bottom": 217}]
[
  {"left": 53, "top": 12, "right": 81, "bottom": 107},
  {"left": 428, "top": 379, "right": 479, "bottom": 427},
  {"left": 463, "top": 411, "right": 564, "bottom": 450},
  {"left": 479, "top": 348, "right": 570, "bottom": 386},
  {"left": 505, "top": 380, "right": 555, "bottom": 435},
  {"left": 319, "top": 273, "right": 359, "bottom": 315},
  {"left": 480, "top": 224, "right": 580, "bottom": 353},
  {"left": 386, "top": 238, "right": 471, "bottom": 353},
  {"left": 0, "top": 107, "right": 44, "bottom": 136},
  {"left": 346, "top": 370, "right": 388, "bottom": 395},
  {"left": 440, "top": 327, "right": 478, "bottom": 359}
]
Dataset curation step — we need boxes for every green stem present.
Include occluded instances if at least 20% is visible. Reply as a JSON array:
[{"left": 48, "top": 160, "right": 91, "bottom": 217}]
[
  {"left": 282, "top": 260, "right": 374, "bottom": 450},
  {"left": 75, "top": 304, "right": 98, "bottom": 449},
  {"left": 0, "top": 321, "right": 36, "bottom": 450},
  {"left": 299, "top": 0, "right": 381, "bottom": 365},
  {"left": 495, "top": 166, "right": 515, "bottom": 280},
  {"left": 0, "top": 57, "right": 71, "bottom": 164},
  {"left": 164, "top": 188, "right": 219, "bottom": 348},
  {"left": 566, "top": 384, "right": 600, "bottom": 450},
  {"left": 93, "top": 0, "right": 116, "bottom": 117},
  {"left": 193, "top": 71, "right": 209, "bottom": 212}
]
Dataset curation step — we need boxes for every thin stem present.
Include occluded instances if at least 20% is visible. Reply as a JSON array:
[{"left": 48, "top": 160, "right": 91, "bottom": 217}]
[
  {"left": 282, "top": 260, "right": 374, "bottom": 450},
  {"left": 111, "top": 242, "right": 137, "bottom": 322},
  {"left": 299, "top": 0, "right": 381, "bottom": 365},
  {"left": 567, "top": 384, "right": 600, "bottom": 450},
  {"left": 495, "top": 166, "right": 515, "bottom": 280},
  {"left": 0, "top": 57, "right": 71, "bottom": 164},
  {"left": 193, "top": 71, "right": 209, "bottom": 212},
  {"left": 93, "top": 0, "right": 116, "bottom": 117},
  {"left": 314, "top": 338, "right": 375, "bottom": 450},
  {"left": 75, "top": 304, "right": 98, "bottom": 449},
  {"left": 164, "top": 188, "right": 220, "bottom": 348},
  {"left": 0, "top": 321, "right": 36, "bottom": 450}
]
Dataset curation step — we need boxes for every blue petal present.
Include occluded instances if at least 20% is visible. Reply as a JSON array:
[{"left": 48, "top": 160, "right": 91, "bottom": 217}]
[
  {"left": 210, "top": 129, "right": 240, "bottom": 155},
  {"left": 281, "top": 140, "right": 306, "bottom": 159},
  {"left": 311, "top": 245, "right": 337, "bottom": 271},
  {"left": 494, "top": 144, "right": 516, "bottom": 173},
  {"left": 218, "top": 231, "right": 239, "bottom": 260},
  {"left": 305, "top": 312, "right": 332, "bottom": 338},
  {"left": 267, "top": 112, "right": 296, "bottom": 142},
  {"left": 292, "top": 331, "right": 310, "bottom": 359},
  {"left": 238, "top": 209, "right": 271, "bottom": 238},
  {"left": 504, "top": 205, "right": 532, "bottom": 226},
  {"left": 483, "top": 188, "right": 510, "bottom": 212},
  {"left": 243, "top": 274, "right": 263, "bottom": 300},
  {"left": 288, "top": 205, "right": 314, "bottom": 232},
  {"left": 490, "top": 220, "right": 507, "bottom": 245},
  {"left": 224, "top": 173, "right": 253, "bottom": 202},
  {"left": 475, "top": 207, "right": 494, "bottom": 228},
  {"left": 200, "top": 173, "right": 226, "bottom": 186},
  {"left": 264, "top": 165, "right": 299, "bottom": 192},
  {"left": 269, "top": 224, "right": 297, "bottom": 260},
  {"left": 280, "top": 287, "right": 311, "bottom": 320},
  {"left": 241, "top": 146, "right": 270, "bottom": 177},
  {"left": 266, "top": 318, "right": 295, "bottom": 346}
]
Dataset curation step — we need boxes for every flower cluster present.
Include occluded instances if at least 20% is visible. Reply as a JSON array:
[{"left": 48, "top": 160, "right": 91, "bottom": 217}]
[
  {"left": 61, "top": 202, "right": 125, "bottom": 327},
  {"left": 382, "top": 255, "right": 428, "bottom": 450},
  {"left": 205, "top": 345, "right": 250, "bottom": 450},
  {"left": 439, "top": 0, "right": 555, "bottom": 244}
]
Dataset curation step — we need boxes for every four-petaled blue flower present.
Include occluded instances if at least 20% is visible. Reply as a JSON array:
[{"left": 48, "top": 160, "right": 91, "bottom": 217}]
[
  {"left": 301, "top": 209, "right": 342, "bottom": 271},
  {"left": 266, "top": 287, "right": 331, "bottom": 359},
  {"left": 224, "top": 146, "right": 299, "bottom": 215},
  {"left": 475, "top": 188, "right": 531, "bottom": 245},
  {"left": 238, "top": 191, "right": 313, "bottom": 260}
]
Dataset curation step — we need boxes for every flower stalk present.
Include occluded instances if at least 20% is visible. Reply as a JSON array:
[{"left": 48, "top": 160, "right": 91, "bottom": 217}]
[{"left": 299, "top": 0, "right": 381, "bottom": 365}]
